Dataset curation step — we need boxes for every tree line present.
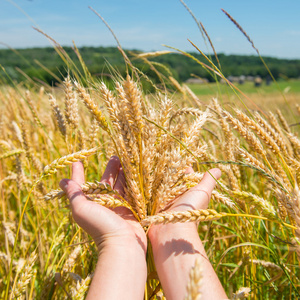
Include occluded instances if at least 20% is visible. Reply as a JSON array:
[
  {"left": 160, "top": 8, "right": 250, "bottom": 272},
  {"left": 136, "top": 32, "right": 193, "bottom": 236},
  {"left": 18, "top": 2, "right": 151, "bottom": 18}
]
[{"left": 0, "top": 46, "right": 299, "bottom": 86}]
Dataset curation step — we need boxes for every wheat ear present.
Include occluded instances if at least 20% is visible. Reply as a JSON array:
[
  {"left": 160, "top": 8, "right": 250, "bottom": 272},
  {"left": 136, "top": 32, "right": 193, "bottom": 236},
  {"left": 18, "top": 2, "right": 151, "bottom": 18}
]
[
  {"left": 235, "top": 109, "right": 281, "bottom": 155},
  {"left": 276, "top": 109, "right": 290, "bottom": 133},
  {"left": 223, "top": 110, "right": 265, "bottom": 157},
  {"left": 211, "top": 190, "right": 236, "bottom": 208},
  {"left": 90, "top": 194, "right": 133, "bottom": 210},
  {"left": 184, "top": 258, "right": 202, "bottom": 300},
  {"left": 141, "top": 209, "right": 226, "bottom": 226},
  {"left": 213, "top": 99, "right": 240, "bottom": 180},
  {"left": 12, "top": 121, "right": 23, "bottom": 144},
  {"left": 169, "top": 107, "right": 203, "bottom": 123},
  {"left": 0, "top": 149, "right": 24, "bottom": 159},
  {"left": 11, "top": 251, "right": 37, "bottom": 298},
  {"left": 0, "top": 139, "right": 12, "bottom": 151},
  {"left": 250, "top": 259, "right": 285, "bottom": 272},
  {"left": 232, "top": 287, "right": 251, "bottom": 299},
  {"left": 229, "top": 190, "right": 277, "bottom": 220},
  {"left": 42, "top": 148, "right": 97, "bottom": 177},
  {"left": 73, "top": 274, "right": 92, "bottom": 300},
  {"left": 64, "top": 76, "right": 79, "bottom": 129},
  {"left": 254, "top": 112, "right": 289, "bottom": 157},
  {"left": 25, "top": 90, "right": 43, "bottom": 127},
  {"left": 49, "top": 94, "right": 67, "bottom": 137},
  {"left": 74, "top": 82, "right": 109, "bottom": 131}
]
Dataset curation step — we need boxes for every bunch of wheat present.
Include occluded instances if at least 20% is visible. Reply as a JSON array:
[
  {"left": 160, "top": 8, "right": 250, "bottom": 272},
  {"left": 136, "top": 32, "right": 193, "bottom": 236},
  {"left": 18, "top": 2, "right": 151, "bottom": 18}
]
[
  {"left": 44, "top": 76, "right": 227, "bottom": 227},
  {"left": 1, "top": 69, "right": 300, "bottom": 298}
]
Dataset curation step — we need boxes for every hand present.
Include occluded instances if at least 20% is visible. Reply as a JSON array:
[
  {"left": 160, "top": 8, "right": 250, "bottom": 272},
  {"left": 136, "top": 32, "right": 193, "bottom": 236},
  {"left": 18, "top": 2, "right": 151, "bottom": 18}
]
[
  {"left": 149, "top": 167, "right": 221, "bottom": 234},
  {"left": 59, "top": 156, "right": 147, "bottom": 252},
  {"left": 167, "top": 167, "right": 221, "bottom": 212},
  {"left": 148, "top": 168, "right": 227, "bottom": 300},
  {"left": 60, "top": 156, "right": 147, "bottom": 300}
]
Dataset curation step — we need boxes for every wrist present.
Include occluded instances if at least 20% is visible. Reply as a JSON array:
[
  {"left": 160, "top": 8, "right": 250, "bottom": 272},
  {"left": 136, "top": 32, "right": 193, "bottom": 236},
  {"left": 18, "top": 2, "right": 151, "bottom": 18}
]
[
  {"left": 88, "top": 235, "right": 147, "bottom": 300},
  {"left": 98, "top": 234, "right": 147, "bottom": 254},
  {"left": 148, "top": 222, "right": 198, "bottom": 244}
]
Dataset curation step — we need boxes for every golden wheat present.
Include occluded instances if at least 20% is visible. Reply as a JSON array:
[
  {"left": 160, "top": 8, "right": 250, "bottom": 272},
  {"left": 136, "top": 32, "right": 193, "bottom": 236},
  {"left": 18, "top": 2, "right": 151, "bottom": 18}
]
[
  {"left": 184, "top": 258, "right": 202, "bottom": 300},
  {"left": 1, "top": 66, "right": 299, "bottom": 299}
]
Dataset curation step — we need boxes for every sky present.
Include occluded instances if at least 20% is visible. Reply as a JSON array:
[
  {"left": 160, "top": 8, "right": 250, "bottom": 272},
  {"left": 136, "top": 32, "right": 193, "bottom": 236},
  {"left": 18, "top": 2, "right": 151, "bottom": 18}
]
[{"left": 1, "top": 0, "right": 300, "bottom": 59}]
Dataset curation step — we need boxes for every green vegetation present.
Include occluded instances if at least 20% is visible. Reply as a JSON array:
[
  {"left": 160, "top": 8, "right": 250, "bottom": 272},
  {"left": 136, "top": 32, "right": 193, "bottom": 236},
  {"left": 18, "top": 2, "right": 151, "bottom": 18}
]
[
  {"left": 188, "top": 79, "right": 300, "bottom": 96},
  {"left": 1, "top": 46, "right": 300, "bottom": 86}
]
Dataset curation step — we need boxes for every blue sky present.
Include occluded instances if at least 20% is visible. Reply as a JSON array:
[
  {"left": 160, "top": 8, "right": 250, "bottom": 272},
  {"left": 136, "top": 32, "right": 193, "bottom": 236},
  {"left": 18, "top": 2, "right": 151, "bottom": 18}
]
[{"left": 1, "top": 0, "right": 300, "bottom": 59}]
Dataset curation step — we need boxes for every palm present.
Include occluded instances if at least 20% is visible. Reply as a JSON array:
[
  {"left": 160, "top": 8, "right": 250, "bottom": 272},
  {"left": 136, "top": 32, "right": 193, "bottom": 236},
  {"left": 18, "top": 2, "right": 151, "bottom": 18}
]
[{"left": 60, "top": 157, "right": 147, "bottom": 252}]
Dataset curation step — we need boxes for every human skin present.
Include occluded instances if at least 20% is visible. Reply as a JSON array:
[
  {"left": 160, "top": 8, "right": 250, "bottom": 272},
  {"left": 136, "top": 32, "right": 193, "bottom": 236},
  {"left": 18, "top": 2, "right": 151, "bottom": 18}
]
[
  {"left": 148, "top": 167, "right": 228, "bottom": 300},
  {"left": 60, "top": 157, "right": 147, "bottom": 300},
  {"left": 60, "top": 158, "right": 227, "bottom": 299}
]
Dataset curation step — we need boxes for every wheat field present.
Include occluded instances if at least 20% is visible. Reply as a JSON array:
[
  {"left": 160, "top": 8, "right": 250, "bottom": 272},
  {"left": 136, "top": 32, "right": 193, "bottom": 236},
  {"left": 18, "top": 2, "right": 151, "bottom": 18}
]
[{"left": 0, "top": 47, "right": 300, "bottom": 300}]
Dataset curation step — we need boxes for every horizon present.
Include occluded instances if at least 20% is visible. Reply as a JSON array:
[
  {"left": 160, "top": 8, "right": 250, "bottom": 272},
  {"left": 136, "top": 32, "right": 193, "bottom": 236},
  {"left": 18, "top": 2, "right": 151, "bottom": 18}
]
[
  {"left": 1, "top": 0, "right": 300, "bottom": 60},
  {"left": 1, "top": 45, "right": 300, "bottom": 62}
]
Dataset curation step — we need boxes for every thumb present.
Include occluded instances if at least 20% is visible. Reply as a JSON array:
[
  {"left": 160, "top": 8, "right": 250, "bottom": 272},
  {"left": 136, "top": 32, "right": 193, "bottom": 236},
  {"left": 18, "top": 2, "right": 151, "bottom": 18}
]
[
  {"left": 194, "top": 168, "right": 221, "bottom": 198},
  {"left": 190, "top": 168, "right": 221, "bottom": 209},
  {"left": 59, "top": 179, "right": 89, "bottom": 219},
  {"left": 171, "top": 168, "right": 221, "bottom": 211},
  {"left": 59, "top": 178, "right": 126, "bottom": 241}
]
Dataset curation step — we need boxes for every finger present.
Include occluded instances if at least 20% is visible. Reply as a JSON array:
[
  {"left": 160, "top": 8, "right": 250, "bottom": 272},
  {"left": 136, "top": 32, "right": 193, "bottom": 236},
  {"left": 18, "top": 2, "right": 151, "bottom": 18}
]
[
  {"left": 101, "top": 156, "right": 121, "bottom": 187},
  {"left": 194, "top": 168, "right": 221, "bottom": 198},
  {"left": 60, "top": 178, "right": 125, "bottom": 239},
  {"left": 72, "top": 162, "right": 85, "bottom": 185},
  {"left": 60, "top": 178, "right": 87, "bottom": 209},
  {"left": 171, "top": 168, "right": 221, "bottom": 211},
  {"left": 114, "top": 168, "right": 126, "bottom": 196},
  {"left": 184, "top": 166, "right": 194, "bottom": 174},
  {"left": 189, "top": 168, "right": 221, "bottom": 207}
]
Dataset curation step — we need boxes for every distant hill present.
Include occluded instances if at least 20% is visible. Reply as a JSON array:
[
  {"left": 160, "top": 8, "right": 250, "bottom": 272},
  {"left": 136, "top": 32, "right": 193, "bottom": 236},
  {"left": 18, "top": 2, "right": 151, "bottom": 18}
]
[{"left": 0, "top": 46, "right": 299, "bottom": 85}]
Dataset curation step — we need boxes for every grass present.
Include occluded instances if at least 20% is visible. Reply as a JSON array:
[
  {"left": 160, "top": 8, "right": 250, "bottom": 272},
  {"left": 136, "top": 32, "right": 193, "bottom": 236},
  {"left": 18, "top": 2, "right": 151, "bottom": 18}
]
[
  {"left": 186, "top": 80, "right": 300, "bottom": 126},
  {"left": 188, "top": 79, "right": 300, "bottom": 98}
]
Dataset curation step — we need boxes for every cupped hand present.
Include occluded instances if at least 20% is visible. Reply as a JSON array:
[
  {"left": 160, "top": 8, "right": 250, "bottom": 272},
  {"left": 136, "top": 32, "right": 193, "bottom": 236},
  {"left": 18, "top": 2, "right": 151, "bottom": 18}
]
[
  {"left": 147, "top": 168, "right": 226, "bottom": 300},
  {"left": 149, "top": 167, "right": 221, "bottom": 238},
  {"left": 59, "top": 156, "right": 147, "bottom": 252},
  {"left": 167, "top": 167, "right": 221, "bottom": 212}
]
